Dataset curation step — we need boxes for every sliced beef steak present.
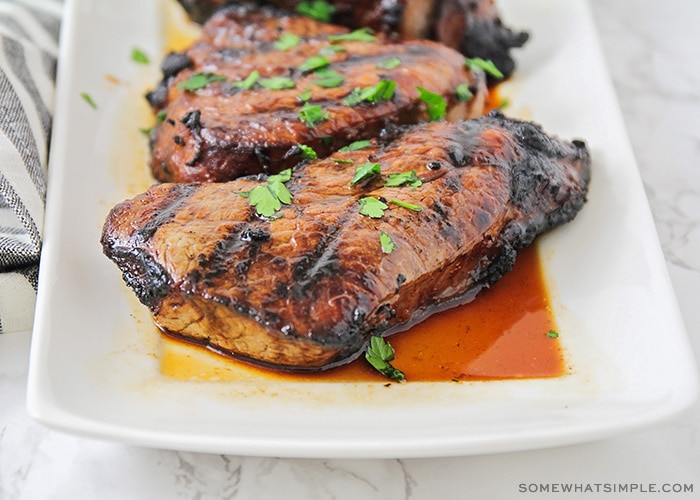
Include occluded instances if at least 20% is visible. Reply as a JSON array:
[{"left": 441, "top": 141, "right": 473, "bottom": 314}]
[
  {"left": 147, "top": 4, "right": 487, "bottom": 182},
  {"left": 102, "top": 112, "right": 591, "bottom": 371},
  {"left": 175, "top": 0, "right": 528, "bottom": 82}
]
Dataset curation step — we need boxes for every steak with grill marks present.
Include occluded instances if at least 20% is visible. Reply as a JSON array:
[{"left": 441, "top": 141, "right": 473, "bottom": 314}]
[
  {"left": 102, "top": 112, "right": 591, "bottom": 371},
  {"left": 175, "top": 0, "right": 529, "bottom": 82},
  {"left": 146, "top": 4, "right": 487, "bottom": 182}
]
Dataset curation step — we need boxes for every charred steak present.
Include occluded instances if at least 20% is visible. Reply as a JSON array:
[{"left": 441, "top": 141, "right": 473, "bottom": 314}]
[
  {"left": 147, "top": 4, "right": 487, "bottom": 182},
  {"left": 175, "top": 0, "right": 529, "bottom": 82},
  {"left": 102, "top": 112, "right": 591, "bottom": 371}
]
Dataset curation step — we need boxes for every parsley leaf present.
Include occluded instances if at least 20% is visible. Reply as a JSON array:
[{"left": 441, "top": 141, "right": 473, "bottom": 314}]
[
  {"left": 312, "top": 68, "right": 345, "bottom": 88},
  {"left": 380, "top": 232, "right": 397, "bottom": 254},
  {"left": 377, "top": 57, "right": 401, "bottom": 70},
  {"left": 131, "top": 48, "right": 150, "bottom": 64},
  {"left": 258, "top": 76, "right": 296, "bottom": 90},
  {"left": 298, "top": 54, "right": 329, "bottom": 73},
  {"left": 416, "top": 86, "right": 446, "bottom": 121},
  {"left": 358, "top": 196, "right": 388, "bottom": 218},
  {"left": 248, "top": 169, "right": 293, "bottom": 217},
  {"left": 390, "top": 199, "right": 422, "bottom": 211},
  {"left": 328, "top": 28, "right": 376, "bottom": 43},
  {"left": 333, "top": 158, "right": 354, "bottom": 164},
  {"left": 350, "top": 162, "right": 381, "bottom": 186},
  {"left": 177, "top": 73, "right": 227, "bottom": 91},
  {"left": 297, "top": 144, "right": 317, "bottom": 159},
  {"left": 466, "top": 57, "right": 504, "bottom": 79},
  {"left": 80, "top": 92, "right": 97, "bottom": 109},
  {"left": 232, "top": 70, "right": 259, "bottom": 90},
  {"left": 546, "top": 330, "right": 560, "bottom": 339},
  {"left": 365, "top": 336, "right": 405, "bottom": 382},
  {"left": 297, "top": 87, "right": 312, "bottom": 101},
  {"left": 339, "top": 140, "right": 372, "bottom": 152},
  {"left": 298, "top": 102, "right": 330, "bottom": 128},
  {"left": 455, "top": 83, "right": 473, "bottom": 102},
  {"left": 385, "top": 171, "right": 422, "bottom": 188},
  {"left": 274, "top": 32, "right": 301, "bottom": 51},
  {"left": 296, "top": 0, "right": 335, "bottom": 22},
  {"left": 343, "top": 80, "right": 396, "bottom": 106}
]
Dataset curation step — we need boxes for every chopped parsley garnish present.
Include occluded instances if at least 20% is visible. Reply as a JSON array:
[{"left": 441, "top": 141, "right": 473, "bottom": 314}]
[
  {"left": 312, "top": 68, "right": 345, "bottom": 88},
  {"left": 365, "top": 336, "right": 405, "bottom": 382},
  {"left": 298, "top": 54, "right": 329, "bottom": 73},
  {"left": 274, "top": 32, "right": 301, "bottom": 51},
  {"left": 390, "top": 199, "right": 422, "bottom": 211},
  {"left": 248, "top": 169, "right": 293, "bottom": 217},
  {"left": 131, "top": 48, "right": 150, "bottom": 64},
  {"left": 339, "top": 139, "right": 371, "bottom": 152},
  {"left": 297, "top": 144, "right": 317, "bottom": 159},
  {"left": 320, "top": 45, "right": 346, "bottom": 55},
  {"left": 546, "top": 330, "right": 560, "bottom": 339},
  {"left": 385, "top": 170, "right": 422, "bottom": 188},
  {"left": 455, "top": 83, "right": 473, "bottom": 102},
  {"left": 358, "top": 196, "right": 388, "bottom": 218},
  {"left": 380, "top": 232, "right": 397, "bottom": 254},
  {"left": 258, "top": 76, "right": 296, "bottom": 90},
  {"left": 416, "top": 86, "right": 446, "bottom": 121},
  {"left": 377, "top": 57, "right": 401, "bottom": 70},
  {"left": 298, "top": 102, "right": 329, "bottom": 128},
  {"left": 232, "top": 70, "right": 259, "bottom": 90},
  {"left": 466, "top": 57, "right": 504, "bottom": 79},
  {"left": 333, "top": 158, "right": 354, "bottom": 164},
  {"left": 350, "top": 162, "right": 381, "bottom": 186},
  {"left": 297, "top": 87, "right": 312, "bottom": 101},
  {"left": 343, "top": 80, "right": 396, "bottom": 106},
  {"left": 296, "top": 0, "right": 335, "bottom": 22},
  {"left": 139, "top": 110, "right": 167, "bottom": 136},
  {"left": 328, "top": 27, "right": 376, "bottom": 43},
  {"left": 80, "top": 92, "right": 97, "bottom": 109},
  {"left": 177, "top": 73, "right": 226, "bottom": 91}
]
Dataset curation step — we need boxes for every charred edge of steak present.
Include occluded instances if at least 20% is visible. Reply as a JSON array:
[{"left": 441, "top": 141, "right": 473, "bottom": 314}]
[{"left": 145, "top": 52, "right": 194, "bottom": 110}]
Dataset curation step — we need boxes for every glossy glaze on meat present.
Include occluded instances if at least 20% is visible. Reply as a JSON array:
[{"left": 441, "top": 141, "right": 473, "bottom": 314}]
[
  {"left": 102, "top": 112, "right": 591, "bottom": 371},
  {"left": 176, "top": 0, "right": 528, "bottom": 81},
  {"left": 147, "top": 4, "right": 486, "bottom": 183}
]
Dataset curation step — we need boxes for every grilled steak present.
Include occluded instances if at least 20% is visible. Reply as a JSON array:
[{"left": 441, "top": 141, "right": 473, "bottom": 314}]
[
  {"left": 175, "top": 0, "right": 529, "bottom": 82},
  {"left": 102, "top": 112, "right": 591, "bottom": 371},
  {"left": 147, "top": 4, "right": 487, "bottom": 182}
]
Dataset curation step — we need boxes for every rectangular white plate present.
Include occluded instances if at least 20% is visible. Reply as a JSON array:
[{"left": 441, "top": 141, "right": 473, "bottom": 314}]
[{"left": 26, "top": 0, "right": 699, "bottom": 458}]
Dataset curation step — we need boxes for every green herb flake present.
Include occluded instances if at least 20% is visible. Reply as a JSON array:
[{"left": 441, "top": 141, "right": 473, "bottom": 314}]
[
  {"left": 358, "top": 196, "right": 388, "bottom": 218},
  {"left": 320, "top": 45, "right": 347, "bottom": 55},
  {"left": 297, "top": 144, "right": 317, "bottom": 160},
  {"left": 380, "top": 232, "right": 397, "bottom": 254},
  {"left": 131, "top": 47, "right": 150, "bottom": 64},
  {"left": 312, "top": 68, "right": 345, "bottom": 88},
  {"left": 390, "top": 199, "right": 422, "bottom": 211},
  {"left": 377, "top": 57, "right": 401, "bottom": 70},
  {"left": 177, "top": 73, "right": 227, "bottom": 91},
  {"left": 274, "top": 32, "right": 301, "bottom": 51},
  {"left": 416, "top": 86, "right": 446, "bottom": 121},
  {"left": 232, "top": 70, "right": 259, "bottom": 90},
  {"left": 343, "top": 79, "right": 396, "bottom": 106},
  {"left": 247, "top": 169, "right": 293, "bottom": 217},
  {"left": 384, "top": 170, "right": 422, "bottom": 188},
  {"left": 258, "top": 76, "right": 296, "bottom": 90},
  {"left": 350, "top": 162, "right": 381, "bottom": 186},
  {"left": 80, "top": 92, "right": 97, "bottom": 109},
  {"left": 365, "top": 336, "right": 405, "bottom": 382},
  {"left": 339, "top": 139, "right": 372, "bottom": 152},
  {"left": 328, "top": 27, "right": 376, "bottom": 44},
  {"left": 298, "top": 102, "right": 330, "bottom": 128},
  {"left": 466, "top": 57, "right": 504, "bottom": 79},
  {"left": 455, "top": 83, "right": 473, "bottom": 102},
  {"left": 546, "top": 330, "right": 560, "bottom": 339},
  {"left": 296, "top": 0, "right": 335, "bottom": 22},
  {"left": 333, "top": 158, "right": 354, "bottom": 164},
  {"left": 298, "top": 54, "right": 329, "bottom": 73},
  {"left": 297, "top": 87, "right": 313, "bottom": 101}
]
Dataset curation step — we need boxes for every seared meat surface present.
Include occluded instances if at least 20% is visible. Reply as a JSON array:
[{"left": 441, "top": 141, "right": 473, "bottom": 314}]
[
  {"left": 176, "top": 0, "right": 528, "bottom": 81},
  {"left": 102, "top": 112, "right": 591, "bottom": 371},
  {"left": 148, "top": 4, "right": 486, "bottom": 183}
]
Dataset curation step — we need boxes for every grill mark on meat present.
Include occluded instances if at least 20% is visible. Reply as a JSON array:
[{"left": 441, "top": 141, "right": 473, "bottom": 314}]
[{"left": 102, "top": 113, "right": 591, "bottom": 370}]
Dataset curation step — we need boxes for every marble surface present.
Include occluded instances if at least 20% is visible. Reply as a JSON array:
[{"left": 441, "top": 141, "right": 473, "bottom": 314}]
[{"left": 2, "top": 0, "right": 699, "bottom": 498}]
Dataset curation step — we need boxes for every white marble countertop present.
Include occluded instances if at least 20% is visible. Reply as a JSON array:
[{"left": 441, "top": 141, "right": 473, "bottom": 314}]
[{"left": 2, "top": 0, "right": 699, "bottom": 498}]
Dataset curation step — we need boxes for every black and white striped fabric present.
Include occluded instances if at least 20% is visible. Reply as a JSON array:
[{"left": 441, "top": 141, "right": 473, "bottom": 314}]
[{"left": 0, "top": 0, "right": 61, "bottom": 333}]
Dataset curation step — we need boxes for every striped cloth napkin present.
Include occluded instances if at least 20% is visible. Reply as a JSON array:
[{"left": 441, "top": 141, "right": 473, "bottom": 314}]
[{"left": 0, "top": 0, "right": 61, "bottom": 333}]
